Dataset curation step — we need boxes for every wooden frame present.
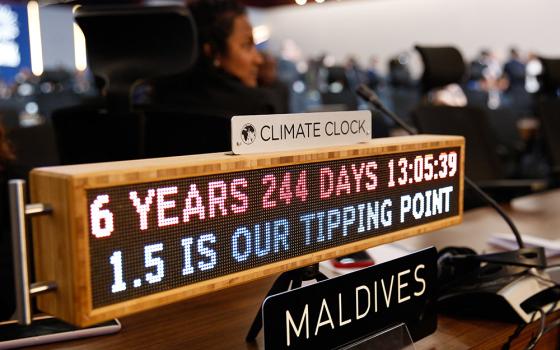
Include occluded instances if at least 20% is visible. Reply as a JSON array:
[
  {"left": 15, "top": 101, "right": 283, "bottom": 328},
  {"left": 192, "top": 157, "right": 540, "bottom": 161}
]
[{"left": 30, "top": 134, "right": 465, "bottom": 327}]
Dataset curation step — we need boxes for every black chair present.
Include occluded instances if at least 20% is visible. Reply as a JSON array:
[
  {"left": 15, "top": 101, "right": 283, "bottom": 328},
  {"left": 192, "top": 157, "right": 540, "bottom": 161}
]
[
  {"left": 538, "top": 100, "right": 560, "bottom": 175},
  {"left": 7, "top": 123, "right": 60, "bottom": 169},
  {"left": 415, "top": 45, "right": 494, "bottom": 109},
  {"left": 484, "top": 108, "right": 526, "bottom": 174},
  {"left": 144, "top": 112, "right": 230, "bottom": 158},
  {"left": 52, "top": 5, "right": 198, "bottom": 164},
  {"left": 539, "top": 57, "right": 560, "bottom": 97},
  {"left": 386, "top": 55, "right": 419, "bottom": 124},
  {"left": 414, "top": 45, "right": 466, "bottom": 94},
  {"left": 413, "top": 106, "right": 502, "bottom": 181},
  {"left": 535, "top": 58, "right": 560, "bottom": 180},
  {"left": 463, "top": 89, "right": 489, "bottom": 109},
  {"left": 52, "top": 106, "right": 142, "bottom": 164},
  {"left": 320, "top": 66, "right": 359, "bottom": 111},
  {"left": 501, "top": 88, "right": 534, "bottom": 116},
  {"left": 74, "top": 5, "right": 197, "bottom": 110},
  {"left": 0, "top": 102, "right": 22, "bottom": 130},
  {"left": 34, "top": 69, "right": 84, "bottom": 120},
  {"left": 413, "top": 105, "right": 547, "bottom": 206},
  {"left": 537, "top": 77, "right": 560, "bottom": 180},
  {"left": 413, "top": 45, "right": 549, "bottom": 182}
]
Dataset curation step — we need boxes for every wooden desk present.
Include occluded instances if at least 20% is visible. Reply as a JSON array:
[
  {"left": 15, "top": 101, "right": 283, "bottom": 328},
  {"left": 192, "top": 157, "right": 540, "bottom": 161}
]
[
  {"left": 399, "top": 188, "right": 560, "bottom": 253},
  {"left": 28, "top": 189, "right": 560, "bottom": 350}
]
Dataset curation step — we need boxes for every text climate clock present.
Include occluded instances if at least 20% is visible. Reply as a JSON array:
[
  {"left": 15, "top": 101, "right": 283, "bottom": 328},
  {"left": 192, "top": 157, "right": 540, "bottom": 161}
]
[{"left": 30, "top": 135, "right": 464, "bottom": 327}]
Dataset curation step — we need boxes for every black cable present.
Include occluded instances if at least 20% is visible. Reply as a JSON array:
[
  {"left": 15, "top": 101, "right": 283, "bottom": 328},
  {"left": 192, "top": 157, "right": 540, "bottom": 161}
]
[
  {"left": 503, "top": 322, "right": 528, "bottom": 350},
  {"left": 500, "top": 271, "right": 560, "bottom": 349},
  {"left": 356, "top": 84, "right": 525, "bottom": 249},
  {"left": 526, "top": 308, "right": 545, "bottom": 350},
  {"left": 464, "top": 177, "right": 524, "bottom": 249},
  {"left": 503, "top": 308, "right": 546, "bottom": 350}
]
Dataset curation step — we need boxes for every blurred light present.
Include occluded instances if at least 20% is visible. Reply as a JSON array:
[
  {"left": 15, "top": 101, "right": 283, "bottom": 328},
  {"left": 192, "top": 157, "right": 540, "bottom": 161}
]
[
  {"left": 323, "top": 55, "right": 336, "bottom": 67},
  {"left": 252, "top": 25, "right": 270, "bottom": 46},
  {"left": 17, "top": 83, "right": 33, "bottom": 96},
  {"left": 397, "top": 53, "right": 409, "bottom": 65},
  {"left": 293, "top": 81, "right": 305, "bottom": 94},
  {"left": 517, "top": 117, "right": 540, "bottom": 131},
  {"left": 309, "top": 90, "right": 320, "bottom": 101},
  {"left": 19, "top": 111, "right": 43, "bottom": 127},
  {"left": 296, "top": 61, "right": 308, "bottom": 74},
  {"left": 25, "top": 102, "right": 39, "bottom": 114},
  {"left": 40, "top": 82, "right": 54, "bottom": 93},
  {"left": 27, "top": 1, "right": 43, "bottom": 76},
  {"left": 295, "top": 0, "right": 307, "bottom": 5},
  {"left": 525, "top": 59, "right": 541, "bottom": 93},
  {"left": 0, "top": 41, "right": 21, "bottom": 67},
  {"left": 0, "top": 5, "right": 19, "bottom": 41},
  {"left": 329, "top": 82, "right": 343, "bottom": 93},
  {"left": 73, "top": 5, "right": 87, "bottom": 71},
  {"left": 0, "top": 5, "right": 21, "bottom": 67},
  {"left": 315, "top": 0, "right": 325, "bottom": 3}
]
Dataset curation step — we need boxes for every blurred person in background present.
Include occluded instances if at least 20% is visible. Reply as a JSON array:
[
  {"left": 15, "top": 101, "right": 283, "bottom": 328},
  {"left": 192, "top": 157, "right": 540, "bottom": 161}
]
[
  {"left": 385, "top": 53, "right": 419, "bottom": 126},
  {"left": 277, "top": 39, "right": 307, "bottom": 113},
  {"left": 0, "top": 79, "right": 11, "bottom": 99},
  {"left": 306, "top": 53, "right": 328, "bottom": 93},
  {"left": 469, "top": 49, "right": 504, "bottom": 109},
  {"left": 387, "top": 54, "right": 413, "bottom": 89},
  {"left": 427, "top": 84, "right": 467, "bottom": 107},
  {"left": 153, "top": 0, "right": 279, "bottom": 117},
  {"left": 258, "top": 52, "right": 289, "bottom": 114},
  {"left": 501, "top": 47, "right": 533, "bottom": 113},
  {"left": 468, "top": 50, "right": 491, "bottom": 90},
  {"left": 345, "top": 55, "right": 367, "bottom": 94},
  {"left": 481, "top": 50, "right": 503, "bottom": 88},
  {"left": 502, "top": 47, "right": 526, "bottom": 92},
  {"left": 366, "top": 56, "right": 384, "bottom": 93}
]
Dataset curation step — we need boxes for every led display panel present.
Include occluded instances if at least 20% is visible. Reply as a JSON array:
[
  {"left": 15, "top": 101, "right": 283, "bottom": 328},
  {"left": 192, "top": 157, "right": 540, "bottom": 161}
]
[
  {"left": 30, "top": 135, "right": 464, "bottom": 327},
  {"left": 89, "top": 147, "right": 460, "bottom": 307}
]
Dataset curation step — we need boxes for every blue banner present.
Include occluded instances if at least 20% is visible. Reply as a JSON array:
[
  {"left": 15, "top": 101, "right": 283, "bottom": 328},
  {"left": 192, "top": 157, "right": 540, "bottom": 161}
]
[{"left": 0, "top": 4, "right": 32, "bottom": 83}]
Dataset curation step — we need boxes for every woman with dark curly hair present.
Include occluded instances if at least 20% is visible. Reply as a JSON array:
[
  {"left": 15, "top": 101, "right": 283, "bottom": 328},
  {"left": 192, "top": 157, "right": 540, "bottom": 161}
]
[{"left": 154, "top": 0, "right": 281, "bottom": 117}]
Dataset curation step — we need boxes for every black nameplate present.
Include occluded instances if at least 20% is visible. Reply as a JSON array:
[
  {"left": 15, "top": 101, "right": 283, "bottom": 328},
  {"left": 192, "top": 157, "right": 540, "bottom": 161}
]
[{"left": 262, "top": 247, "right": 437, "bottom": 350}]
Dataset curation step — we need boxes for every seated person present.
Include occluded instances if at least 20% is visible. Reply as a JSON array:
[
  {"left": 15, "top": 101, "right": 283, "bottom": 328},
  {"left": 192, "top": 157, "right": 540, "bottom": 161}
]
[
  {"left": 502, "top": 48, "right": 526, "bottom": 92},
  {"left": 152, "top": 0, "right": 281, "bottom": 117},
  {"left": 427, "top": 83, "right": 467, "bottom": 107}
]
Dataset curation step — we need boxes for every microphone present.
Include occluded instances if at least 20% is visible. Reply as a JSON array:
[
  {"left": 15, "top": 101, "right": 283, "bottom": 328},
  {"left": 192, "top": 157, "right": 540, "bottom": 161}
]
[{"left": 356, "top": 84, "right": 525, "bottom": 249}]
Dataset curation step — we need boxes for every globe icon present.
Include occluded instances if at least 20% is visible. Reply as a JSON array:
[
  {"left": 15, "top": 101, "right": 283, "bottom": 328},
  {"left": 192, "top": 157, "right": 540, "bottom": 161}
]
[{"left": 241, "top": 124, "right": 256, "bottom": 145}]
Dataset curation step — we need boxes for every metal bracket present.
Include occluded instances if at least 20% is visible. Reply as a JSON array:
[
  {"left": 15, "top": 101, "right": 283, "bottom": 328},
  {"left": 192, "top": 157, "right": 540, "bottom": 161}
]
[{"left": 8, "top": 179, "right": 57, "bottom": 326}]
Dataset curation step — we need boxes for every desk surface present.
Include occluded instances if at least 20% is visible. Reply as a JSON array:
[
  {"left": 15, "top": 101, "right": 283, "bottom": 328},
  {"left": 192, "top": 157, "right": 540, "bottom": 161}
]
[{"left": 28, "top": 189, "right": 560, "bottom": 350}]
